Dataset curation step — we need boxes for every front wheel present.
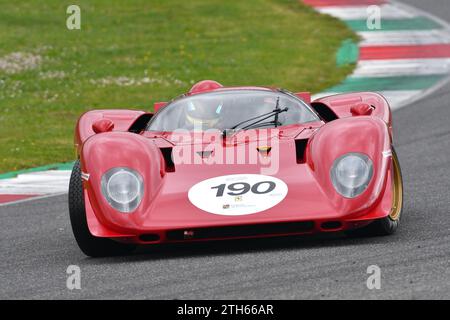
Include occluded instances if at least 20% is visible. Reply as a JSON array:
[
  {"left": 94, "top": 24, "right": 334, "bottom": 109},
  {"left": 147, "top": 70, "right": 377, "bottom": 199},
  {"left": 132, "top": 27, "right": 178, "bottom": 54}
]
[
  {"left": 347, "top": 147, "right": 403, "bottom": 237},
  {"left": 68, "top": 160, "right": 136, "bottom": 257}
]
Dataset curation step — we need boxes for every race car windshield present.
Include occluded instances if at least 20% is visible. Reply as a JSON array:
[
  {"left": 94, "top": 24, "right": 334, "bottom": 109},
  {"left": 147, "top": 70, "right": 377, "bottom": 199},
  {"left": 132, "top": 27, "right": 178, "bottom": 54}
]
[{"left": 146, "top": 90, "right": 319, "bottom": 132}]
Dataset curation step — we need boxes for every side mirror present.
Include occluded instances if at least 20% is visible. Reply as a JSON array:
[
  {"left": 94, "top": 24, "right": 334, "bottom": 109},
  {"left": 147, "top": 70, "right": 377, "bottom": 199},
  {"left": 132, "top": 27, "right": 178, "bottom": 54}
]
[
  {"left": 350, "top": 103, "right": 374, "bottom": 116},
  {"left": 92, "top": 119, "right": 114, "bottom": 134}
]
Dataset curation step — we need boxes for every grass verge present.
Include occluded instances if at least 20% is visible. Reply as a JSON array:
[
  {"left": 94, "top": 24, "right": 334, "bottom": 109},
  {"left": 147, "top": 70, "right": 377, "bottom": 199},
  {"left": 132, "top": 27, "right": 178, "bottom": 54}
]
[{"left": 0, "top": 0, "right": 357, "bottom": 173}]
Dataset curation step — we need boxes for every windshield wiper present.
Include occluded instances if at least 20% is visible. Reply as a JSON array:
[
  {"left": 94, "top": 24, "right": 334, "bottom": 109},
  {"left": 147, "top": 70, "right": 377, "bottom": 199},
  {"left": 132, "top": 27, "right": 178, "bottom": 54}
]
[
  {"left": 241, "top": 120, "right": 282, "bottom": 131},
  {"left": 222, "top": 97, "right": 288, "bottom": 138}
]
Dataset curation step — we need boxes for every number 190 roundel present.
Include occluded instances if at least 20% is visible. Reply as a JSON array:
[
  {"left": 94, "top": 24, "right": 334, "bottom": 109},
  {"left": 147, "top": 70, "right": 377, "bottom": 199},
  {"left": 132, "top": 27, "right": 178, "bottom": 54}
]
[
  {"left": 188, "top": 174, "right": 288, "bottom": 216},
  {"left": 69, "top": 80, "right": 404, "bottom": 257}
]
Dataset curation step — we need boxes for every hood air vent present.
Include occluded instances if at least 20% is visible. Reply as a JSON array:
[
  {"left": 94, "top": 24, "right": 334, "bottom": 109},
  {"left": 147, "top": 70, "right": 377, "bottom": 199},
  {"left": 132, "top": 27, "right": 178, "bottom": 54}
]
[{"left": 197, "top": 150, "right": 213, "bottom": 158}]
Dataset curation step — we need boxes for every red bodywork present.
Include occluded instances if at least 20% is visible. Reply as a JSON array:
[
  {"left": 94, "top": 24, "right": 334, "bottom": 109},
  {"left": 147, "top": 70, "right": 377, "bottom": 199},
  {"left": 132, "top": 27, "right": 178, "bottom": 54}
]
[{"left": 75, "top": 87, "right": 395, "bottom": 244}]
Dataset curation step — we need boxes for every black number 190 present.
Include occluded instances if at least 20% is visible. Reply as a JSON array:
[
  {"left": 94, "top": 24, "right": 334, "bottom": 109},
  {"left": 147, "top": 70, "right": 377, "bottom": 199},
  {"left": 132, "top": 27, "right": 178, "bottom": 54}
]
[{"left": 211, "top": 181, "right": 276, "bottom": 197}]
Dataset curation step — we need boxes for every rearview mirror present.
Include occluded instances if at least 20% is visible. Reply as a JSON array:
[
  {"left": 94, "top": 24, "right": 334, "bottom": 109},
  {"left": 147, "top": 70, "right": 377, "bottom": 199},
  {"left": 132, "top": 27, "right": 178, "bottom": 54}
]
[{"left": 92, "top": 119, "right": 114, "bottom": 133}]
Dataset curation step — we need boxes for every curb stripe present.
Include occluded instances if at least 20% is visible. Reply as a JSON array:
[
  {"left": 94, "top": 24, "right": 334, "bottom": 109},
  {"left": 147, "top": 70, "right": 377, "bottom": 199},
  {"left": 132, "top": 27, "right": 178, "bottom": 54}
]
[
  {"left": 359, "top": 30, "right": 450, "bottom": 46},
  {"left": 336, "top": 39, "right": 359, "bottom": 66},
  {"left": 344, "top": 17, "right": 441, "bottom": 32},
  {"left": 327, "top": 74, "right": 445, "bottom": 92},
  {"left": 0, "top": 194, "right": 39, "bottom": 205},
  {"left": 318, "top": 4, "right": 416, "bottom": 19},
  {"left": 0, "top": 161, "right": 74, "bottom": 180},
  {"left": 360, "top": 44, "right": 450, "bottom": 60},
  {"left": 354, "top": 58, "right": 450, "bottom": 77},
  {"left": 0, "top": 170, "right": 72, "bottom": 196},
  {"left": 303, "top": 0, "right": 386, "bottom": 7}
]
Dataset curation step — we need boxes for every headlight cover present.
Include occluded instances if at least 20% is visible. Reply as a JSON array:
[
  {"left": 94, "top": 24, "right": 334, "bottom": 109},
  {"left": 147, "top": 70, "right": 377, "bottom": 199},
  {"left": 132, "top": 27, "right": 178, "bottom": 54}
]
[
  {"left": 101, "top": 167, "right": 144, "bottom": 213},
  {"left": 330, "top": 153, "right": 373, "bottom": 198}
]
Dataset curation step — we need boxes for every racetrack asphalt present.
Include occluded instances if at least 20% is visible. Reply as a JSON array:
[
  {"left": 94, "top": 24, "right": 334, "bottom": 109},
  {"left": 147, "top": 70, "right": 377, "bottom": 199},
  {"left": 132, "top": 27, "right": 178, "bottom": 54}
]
[{"left": 1, "top": 0, "right": 449, "bottom": 300}]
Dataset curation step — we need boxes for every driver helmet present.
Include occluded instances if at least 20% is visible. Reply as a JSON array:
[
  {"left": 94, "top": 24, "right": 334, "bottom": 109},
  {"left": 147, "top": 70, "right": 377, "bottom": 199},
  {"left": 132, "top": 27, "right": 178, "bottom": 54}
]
[{"left": 185, "top": 98, "right": 223, "bottom": 128}]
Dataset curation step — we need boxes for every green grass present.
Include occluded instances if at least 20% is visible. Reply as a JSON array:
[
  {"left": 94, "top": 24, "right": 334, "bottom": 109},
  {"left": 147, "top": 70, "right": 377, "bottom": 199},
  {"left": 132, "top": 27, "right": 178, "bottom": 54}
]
[{"left": 0, "top": 0, "right": 356, "bottom": 173}]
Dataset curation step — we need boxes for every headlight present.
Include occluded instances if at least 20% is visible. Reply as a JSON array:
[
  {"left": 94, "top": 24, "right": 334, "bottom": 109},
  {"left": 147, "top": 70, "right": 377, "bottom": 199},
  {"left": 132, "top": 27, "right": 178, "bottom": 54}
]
[
  {"left": 330, "top": 153, "right": 373, "bottom": 198},
  {"left": 101, "top": 167, "right": 144, "bottom": 213}
]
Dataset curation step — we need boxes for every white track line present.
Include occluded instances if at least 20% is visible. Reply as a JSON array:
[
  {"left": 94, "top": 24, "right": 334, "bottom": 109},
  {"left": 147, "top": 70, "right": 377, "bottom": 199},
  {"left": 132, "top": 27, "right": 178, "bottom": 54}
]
[{"left": 0, "top": 192, "right": 67, "bottom": 207}]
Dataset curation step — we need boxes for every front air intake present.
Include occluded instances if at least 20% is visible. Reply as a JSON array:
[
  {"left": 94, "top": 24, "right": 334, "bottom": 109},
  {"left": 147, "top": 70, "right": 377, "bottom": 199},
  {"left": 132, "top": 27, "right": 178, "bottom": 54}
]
[
  {"left": 321, "top": 221, "right": 343, "bottom": 231},
  {"left": 166, "top": 221, "right": 315, "bottom": 241},
  {"left": 139, "top": 234, "right": 161, "bottom": 242},
  {"left": 160, "top": 147, "right": 175, "bottom": 172},
  {"left": 295, "top": 139, "right": 308, "bottom": 164}
]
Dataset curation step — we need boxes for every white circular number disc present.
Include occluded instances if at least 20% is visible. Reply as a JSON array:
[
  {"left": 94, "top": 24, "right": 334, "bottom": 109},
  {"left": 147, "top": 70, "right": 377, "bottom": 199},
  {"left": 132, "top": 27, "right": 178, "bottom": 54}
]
[{"left": 188, "top": 174, "right": 288, "bottom": 216}]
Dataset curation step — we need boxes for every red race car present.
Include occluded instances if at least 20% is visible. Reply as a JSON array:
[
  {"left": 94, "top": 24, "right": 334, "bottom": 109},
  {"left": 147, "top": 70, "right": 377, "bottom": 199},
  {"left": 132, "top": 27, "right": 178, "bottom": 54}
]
[{"left": 69, "top": 80, "right": 403, "bottom": 257}]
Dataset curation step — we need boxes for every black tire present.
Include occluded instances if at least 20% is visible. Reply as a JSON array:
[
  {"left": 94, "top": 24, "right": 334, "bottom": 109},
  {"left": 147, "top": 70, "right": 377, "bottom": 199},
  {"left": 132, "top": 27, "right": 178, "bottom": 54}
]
[
  {"left": 68, "top": 160, "right": 136, "bottom": 257},
  {"left": 346, "top": 147, "right": 403, "bottom": 237}
]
